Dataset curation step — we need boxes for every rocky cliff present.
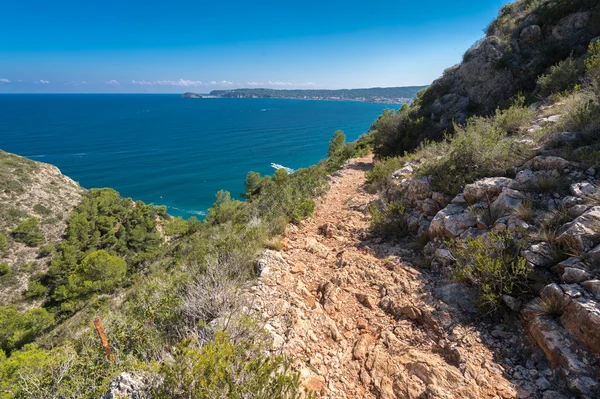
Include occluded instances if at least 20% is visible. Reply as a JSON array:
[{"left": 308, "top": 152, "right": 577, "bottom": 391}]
[
  {"left": 394, "top": 0, "right": 600, "bottom": 153},
  {"left": 0, "top": 150, "right": 84, "bottom": 306}
]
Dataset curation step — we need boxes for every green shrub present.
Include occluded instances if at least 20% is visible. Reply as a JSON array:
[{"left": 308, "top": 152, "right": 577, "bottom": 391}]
[
  {"left": 451, "top": 231, "right": 530, "bottom": 315},
  {"left": 24, "top": 280, "right": 47, "bottom": 299},
  {"left": 154, "top": 333, "right": 303, "bottom": 399},
  {"left": 44, "top": 188, "right": 165, "bottom": 308},
  {"left": 33, "top": 203, "right": 51, "bottom": 216},
  {"left": 11, "top": 217, "right": 43, "bottom": 247},
  {"left": 62, "top": 250, "right": 127, "bottom": 299},
  {"left": 0, "top": 233, "right": 8, "bottom": 256},
  {"left": 324, "top": 130, "right": 371, "bottom": 172},
  {"left": 537, "top": 56, "right": 586, "bottom": 96},
  {"left": 0, "top": 306, "right": 55, "bottom": 354},
  {"left": 370, "top": 107, "right": 435, "bottom": 158},
  {"left": 242, "top": 164, "right": 328, "bottom": 226},
  {"left": 0, "top": 263, "right": 10, "bottom": 277},
  {"left": 37, "top": 242, "right": 55, "bottom": 258},
  {"left": 365, "top": 157, "right": 403, "bottom": 193},
  {"left": 163, "top": 216, "right": 191, "bottom": 238},
  {"left": 586, "top": 39, "right": 600, "bottom": 87},
  {"left": 369, "top": 200, "right": 409, "bottom": 239},
  {"left": 416, "top": 101, "right": 534, "bottom": 195},
  {"left": 554, "top": 90, "right": 600, "bottom": 135}
]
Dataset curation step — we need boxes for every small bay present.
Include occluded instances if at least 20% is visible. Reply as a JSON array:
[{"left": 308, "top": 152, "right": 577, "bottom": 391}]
[{"left": 0, "top": 94, "right": 395, "bottom": 217}]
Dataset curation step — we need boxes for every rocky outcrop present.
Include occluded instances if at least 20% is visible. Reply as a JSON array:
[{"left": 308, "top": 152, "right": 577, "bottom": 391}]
[
  {"left": 0, "top": 150, "right": 84, "bottom": 306},
  {"left": 102, "top": 372, "right": 151, "bottom": 399},
  {"left": 424, "top": 7, "right": 600, "bottom": 125}
]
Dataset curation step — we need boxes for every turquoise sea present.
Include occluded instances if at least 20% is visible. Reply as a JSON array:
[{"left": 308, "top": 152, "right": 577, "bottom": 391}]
[{"left": 0, "top": 94, "right": 395, "bottom": 217}]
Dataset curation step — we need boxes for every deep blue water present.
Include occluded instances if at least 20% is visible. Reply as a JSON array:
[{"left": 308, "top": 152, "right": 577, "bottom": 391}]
[{"left": 0, "top": 94, "right": 394, "bottom": 217}]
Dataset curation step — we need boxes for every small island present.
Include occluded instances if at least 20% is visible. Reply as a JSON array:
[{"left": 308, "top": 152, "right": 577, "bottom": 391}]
[{"left": 181, "top": 92, "right": 203, "bottom": 98}]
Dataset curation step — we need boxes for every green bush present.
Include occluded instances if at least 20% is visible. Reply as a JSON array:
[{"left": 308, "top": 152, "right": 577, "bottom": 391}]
[
  {"left": 585, "top": 39, "right": 600, "bottom": 89},
  {"left": 0, "top": 306, "right": 55, "bottom": 354},
  {"left": 0, "top": 262, "right": 10, "bottom": 276},
  {"left": 451, "top": 231, "right": 530, "bottom": 315},
  {"left": 154, "top": 333, "right": 303, "bottom": 399},
  {"left": 365, "top": 157, "right": 403, "bottom": 193},
  {"left": 37, "top": 242, "right": 55, "bottom": 258},
  {"left": 369, "top": 200, "right": 409, "bottom": 239},
  {"left": 24, "top": 280, "right": 47, "bottom": 299},
  {"left": 0, "top": 233, "right": 8, "bottom": 256},
  {"left": 11, "top": 217, "right": 43, "bottom": 247},
  {"left": 537, "top": 56, "right": 586, "bottom": 96},
  {"left": 61, "top": 250, "right": 127, "bottom": 299},
  {"left": 242, "top": 164, "right": 328, "bottom": 226},
  {"left": 33, "top": 203, "right": 51, "bottom": 216},
  {"left": 416, "top": 101, "right": 534, "bottom": 195},
  {"left": 370, "top": 107, "right": 435, "bottom": 158},
  {"left": 44, "top": 188, "right": 165, "bottom": 310}
]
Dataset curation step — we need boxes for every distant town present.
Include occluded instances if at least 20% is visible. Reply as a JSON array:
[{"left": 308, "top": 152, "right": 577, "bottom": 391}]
[{"left": 182, "top": 86, "right": 428, "bottom": 104}]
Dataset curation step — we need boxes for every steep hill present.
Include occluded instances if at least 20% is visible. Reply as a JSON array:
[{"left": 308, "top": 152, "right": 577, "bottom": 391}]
[
  {"left": 373, "top": 0, "right": 600, "bottom": 155},
  {"left": 0, "top": 150, "right": 83, "bottom": 306}
]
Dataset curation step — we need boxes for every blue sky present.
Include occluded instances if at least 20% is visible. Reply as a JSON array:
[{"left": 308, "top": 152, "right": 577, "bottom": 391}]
[{"left": 0, "top": 0, "right": 512, "bottom": 93}]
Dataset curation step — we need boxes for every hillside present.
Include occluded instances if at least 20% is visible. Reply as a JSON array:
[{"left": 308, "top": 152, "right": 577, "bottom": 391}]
[
  {"left": 0, "top": 150, "right": 83, "bottom": 306},
  {"left": 372, "top": 0, "right": 600, "bottom": 155},
  {"left": 208, "top": 86, "right": 428, "bottom": 103}
]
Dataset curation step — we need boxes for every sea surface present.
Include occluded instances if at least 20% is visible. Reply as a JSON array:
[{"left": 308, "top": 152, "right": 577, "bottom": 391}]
[{"left": 0, "top": 94, "right": 396, "bottom": 217}]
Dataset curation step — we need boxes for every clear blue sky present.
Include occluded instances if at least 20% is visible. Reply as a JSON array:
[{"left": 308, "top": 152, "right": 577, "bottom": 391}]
[{"left": 0, "top": 0, "right": 512, "bottom": 93}]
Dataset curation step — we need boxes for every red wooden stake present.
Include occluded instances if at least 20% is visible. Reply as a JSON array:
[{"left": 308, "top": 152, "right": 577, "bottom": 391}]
[{"left": 94, "top": 317, "right": 114, "bottom": 363}]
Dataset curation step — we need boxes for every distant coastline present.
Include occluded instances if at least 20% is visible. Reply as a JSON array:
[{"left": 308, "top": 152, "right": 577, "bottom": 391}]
[{"left": 181, "top": 86, "right": 427, "bottom": 104}]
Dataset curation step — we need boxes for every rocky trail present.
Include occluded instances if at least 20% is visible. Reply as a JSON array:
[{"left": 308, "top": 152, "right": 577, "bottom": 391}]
[{"left": 253, "top": 155, "right": 534, "bottom": 399}]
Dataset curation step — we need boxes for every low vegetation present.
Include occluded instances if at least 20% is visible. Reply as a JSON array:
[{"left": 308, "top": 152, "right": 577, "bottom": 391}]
[
  {"left": 451, "top": 231, "right": 530, "bottom": 315},
  {"left": 11, "top": 217, "right": 44, "bottom": 247}
]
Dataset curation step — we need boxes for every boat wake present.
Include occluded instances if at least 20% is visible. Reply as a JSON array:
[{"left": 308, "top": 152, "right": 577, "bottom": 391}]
[
  {"left": 167, "top": 206, "right": 206, "bottom": 217},
  {"left": 271, "top": 163, "right": 294, "bottom": 174}
]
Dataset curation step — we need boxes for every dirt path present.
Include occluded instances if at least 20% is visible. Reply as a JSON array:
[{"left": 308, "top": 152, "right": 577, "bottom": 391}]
[{"left": 253, "top": 156, "right": 519, "bottom": 398}]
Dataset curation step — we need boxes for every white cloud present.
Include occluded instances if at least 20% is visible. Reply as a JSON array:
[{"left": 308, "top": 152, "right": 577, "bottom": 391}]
[
  {"left": 247, "top": 81, "right": 263, "bottom": 86},
  {"left": 106, "top": 79, "right": 120, "bottom": 85},
  {"left": 39, "top": 80, "right": 50, "bottom": 84},
  {"left": 131, "top": 79, "right": 205, "bottom": 87},
  {"left": 266, "top": 81, "right": 316, "bottom": 87},
  {"left": 129, "top": 79, "right": 238, "bottom": 87},
  {"left": 0, "top": 78, "right": 9, "bottom": 83},
  {"left": 66, "top": 80, "right": 87, "bottom": 86}
]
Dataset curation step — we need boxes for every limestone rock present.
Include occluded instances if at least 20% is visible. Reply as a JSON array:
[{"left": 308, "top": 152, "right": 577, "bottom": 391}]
[
  {"left": 523, "top": 156, "right": 569, "bottom": 171},
  {"left": 318, "top": 223, "right": 336, "bottom": 238},
  {"left": 491, "top": 187, "right": 524, "bottom": 216},
  {"left": 560, "top": 296, "right": 600, "bottom": 353},
  {"left": 463, "top": 177, "right": 513, "bottom": 203},
  {"left": 406, "top": 177, "right": 432, "bottom": 202},
  {"left": 557, "top": 206, "right": 600, "bottom": 251},
  {"left": 552, "top": 11, "right": 590, "bottom": 40},
  {"left": 502, "top": 295, "right": 522, "bottom": 312},
  {"left": 102, "top": 373, "right": 150, "bottom": 399},
  {"left": 421, "top": 198, "right": 441, "bottom": 216},
  {"left": 561, "top": 267, "right": 591, "bottom": 284},
  {"left": 391, "top": 164, "right": 414, "bottom": 179},
  {"left": 356, "top": 293, "right": 377, "bottom": 310},
  {"left": 305, "top": 237, "right": 330, "bottom": 259},
  {"left": 429, "top": 204, "right": 476, "bottom": 238},
  {"left": 522, "top": 242, "right": 554, "bottom": 267},
  {"left": 582, "top": 280, "right": 600, "bottom": 298},
  {"left": 520, "top": 25, "right": 542, "bottom": 43},
  {"left": 569, "top": 182, "right": 598, "bottom": 198}
]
